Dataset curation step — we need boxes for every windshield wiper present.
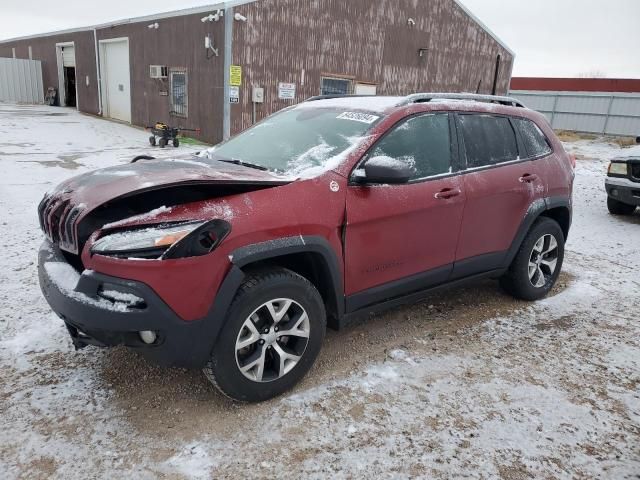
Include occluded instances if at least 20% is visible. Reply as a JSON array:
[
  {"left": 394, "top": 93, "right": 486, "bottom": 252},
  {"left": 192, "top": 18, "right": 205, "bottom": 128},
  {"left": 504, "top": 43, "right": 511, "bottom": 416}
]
[{"left": 217, "top": 159, "right": 269, "bottom": 171}]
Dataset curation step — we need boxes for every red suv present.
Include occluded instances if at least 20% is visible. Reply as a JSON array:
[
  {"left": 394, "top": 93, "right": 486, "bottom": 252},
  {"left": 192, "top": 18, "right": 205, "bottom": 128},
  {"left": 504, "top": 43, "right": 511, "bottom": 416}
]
[{"left": 38, "top": 93, "right": 574, "bottom": 402}]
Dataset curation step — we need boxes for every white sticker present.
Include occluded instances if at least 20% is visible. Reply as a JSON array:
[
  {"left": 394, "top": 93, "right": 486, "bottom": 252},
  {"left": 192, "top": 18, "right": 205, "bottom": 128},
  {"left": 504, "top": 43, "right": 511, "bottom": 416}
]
[
  {"left": 336, "top": 112, "right": 380, "bottom": 124},
  {"left": 330, "top": 180, "right": 340, "bottom": 192}
]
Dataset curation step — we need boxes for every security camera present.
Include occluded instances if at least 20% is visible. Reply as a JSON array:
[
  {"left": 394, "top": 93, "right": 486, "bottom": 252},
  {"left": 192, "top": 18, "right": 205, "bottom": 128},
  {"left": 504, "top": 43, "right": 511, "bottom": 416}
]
[
  {"left": 202, "top": 10, "right": 224, "bottom": 22},
  {"left": 147, "top": 22, "right": 159, "bottom": 29},
  {"left": 234, "top": 13, "right": 247, "bottom": 22}
]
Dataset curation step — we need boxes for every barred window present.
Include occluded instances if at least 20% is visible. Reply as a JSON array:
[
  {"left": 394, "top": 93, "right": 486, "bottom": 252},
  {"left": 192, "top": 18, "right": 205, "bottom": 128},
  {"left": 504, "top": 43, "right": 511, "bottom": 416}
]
[
  {"left": 170, "top": 69, "right": 188, "bottom": 117},
  {"left": 320, "top": 77, "right": 352, "bottom": 96}
]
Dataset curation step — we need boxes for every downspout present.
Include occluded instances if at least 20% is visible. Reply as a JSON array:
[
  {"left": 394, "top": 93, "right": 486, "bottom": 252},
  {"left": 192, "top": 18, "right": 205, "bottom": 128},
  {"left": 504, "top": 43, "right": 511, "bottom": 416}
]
[
  {"left": 93, "top": 28, "right": 102, "bottom": 115},
  {"left": 223, "top": 5, "right": 233, "bottom": 141}
]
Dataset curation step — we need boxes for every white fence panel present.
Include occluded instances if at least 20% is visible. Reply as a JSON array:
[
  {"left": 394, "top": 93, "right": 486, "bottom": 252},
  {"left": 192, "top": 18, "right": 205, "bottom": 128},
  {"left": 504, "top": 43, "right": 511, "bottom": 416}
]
[
  {"left": 0, "top": 57, "right": 44, "bottom": 104},
  {"left": 511, "top": 89, "right": 640, "bottom": 137}
]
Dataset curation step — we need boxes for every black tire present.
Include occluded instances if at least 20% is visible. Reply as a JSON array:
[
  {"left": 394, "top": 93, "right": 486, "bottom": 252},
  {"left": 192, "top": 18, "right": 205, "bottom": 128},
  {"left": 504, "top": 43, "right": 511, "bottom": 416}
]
[
  {"left": 159, "top": 138, "right": 167, "bottom": 148},
  {"left": 607, "top": 197, "right": 636, "bottom": 215},
  {"left": 149, "top": 136, "right": 156, "bottom": 147},
  {"left": 500, "top": 217, "right": 565, "bottom": 301},
  {"left": 203, "top": 268, "right": 326, "bottom": 402},
  {"left": 173, "top": 138, "right": 180, "bottom": 148}
]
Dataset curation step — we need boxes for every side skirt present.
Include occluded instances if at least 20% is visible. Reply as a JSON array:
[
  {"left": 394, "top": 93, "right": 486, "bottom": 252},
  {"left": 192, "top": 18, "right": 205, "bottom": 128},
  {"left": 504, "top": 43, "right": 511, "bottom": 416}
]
[{"left": 342, "top": 267, "right": 506, "bottom": 327}]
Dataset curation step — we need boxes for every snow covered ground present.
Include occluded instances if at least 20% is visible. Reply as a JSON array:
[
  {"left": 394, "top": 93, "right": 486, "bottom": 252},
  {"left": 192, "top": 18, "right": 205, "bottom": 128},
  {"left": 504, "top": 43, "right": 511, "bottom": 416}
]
[{"left": 0, "top": 104, "right": 639, "bottom": 479}]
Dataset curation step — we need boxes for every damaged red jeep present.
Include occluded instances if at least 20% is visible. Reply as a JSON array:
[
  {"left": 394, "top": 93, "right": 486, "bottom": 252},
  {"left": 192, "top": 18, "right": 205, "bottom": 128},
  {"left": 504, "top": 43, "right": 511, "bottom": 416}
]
[{"left": 38, "top": 93, "right": 574, "bottom": 402}]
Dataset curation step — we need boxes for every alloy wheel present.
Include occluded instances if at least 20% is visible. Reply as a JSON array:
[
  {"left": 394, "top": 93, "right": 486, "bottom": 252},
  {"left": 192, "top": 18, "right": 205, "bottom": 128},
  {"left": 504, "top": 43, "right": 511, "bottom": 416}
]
[
  {"left": 235, "top": 298, "right": 311, "bottom": 383},
  {"left": 528, "top": 234, "right": 559, "bottom": 288}
]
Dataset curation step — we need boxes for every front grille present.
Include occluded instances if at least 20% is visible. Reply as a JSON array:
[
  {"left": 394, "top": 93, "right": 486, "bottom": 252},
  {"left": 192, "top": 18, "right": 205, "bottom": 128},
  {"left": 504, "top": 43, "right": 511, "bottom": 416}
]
[{"left": 38, "top": 194, "right": 84, "bottom": 254}]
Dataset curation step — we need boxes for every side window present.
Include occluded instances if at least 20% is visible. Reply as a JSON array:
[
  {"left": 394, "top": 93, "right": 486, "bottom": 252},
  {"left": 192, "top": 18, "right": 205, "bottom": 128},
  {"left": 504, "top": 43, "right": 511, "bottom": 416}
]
[
  {"left": 459, "top": 114, "right": 519, "bottom": 168},
  {"left": 367, "top": 114, "right": 452, "bottom": 180},
  {"left": 513, "top": 118, "right": 552, "bottom": 158}
]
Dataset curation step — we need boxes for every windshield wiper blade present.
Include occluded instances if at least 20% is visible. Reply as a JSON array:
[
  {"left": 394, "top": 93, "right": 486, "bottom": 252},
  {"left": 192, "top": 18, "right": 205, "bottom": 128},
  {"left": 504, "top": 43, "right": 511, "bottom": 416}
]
[{"left": 218, "top": 159, "right": 269, "bottom": 171}]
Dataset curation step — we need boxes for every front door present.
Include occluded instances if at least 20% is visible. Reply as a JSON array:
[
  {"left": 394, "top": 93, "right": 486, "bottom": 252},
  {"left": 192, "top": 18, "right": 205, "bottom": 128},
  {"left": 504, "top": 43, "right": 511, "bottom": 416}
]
[{"left": 345, "top": 113, "right": 465, "bottom": 311}]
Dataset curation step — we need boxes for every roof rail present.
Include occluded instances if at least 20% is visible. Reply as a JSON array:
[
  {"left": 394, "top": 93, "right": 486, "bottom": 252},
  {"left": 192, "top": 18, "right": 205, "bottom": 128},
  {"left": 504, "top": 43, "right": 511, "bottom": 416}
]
[
  {"left": 398, "top": 93, "right": 526, "bottom": 108},
  {"left": 305, "top": 94, "right": 377, "bottom": 102}
]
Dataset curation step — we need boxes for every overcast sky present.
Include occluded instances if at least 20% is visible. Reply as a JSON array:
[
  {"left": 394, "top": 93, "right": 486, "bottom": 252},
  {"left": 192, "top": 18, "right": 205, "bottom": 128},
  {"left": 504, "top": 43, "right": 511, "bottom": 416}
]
[{"left": 2, "top": 0, "right": 639, "bottom": 78}]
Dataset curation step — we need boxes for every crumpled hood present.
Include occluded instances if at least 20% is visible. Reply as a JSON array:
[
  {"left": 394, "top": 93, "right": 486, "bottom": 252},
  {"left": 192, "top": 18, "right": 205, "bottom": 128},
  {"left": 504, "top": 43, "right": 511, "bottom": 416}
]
[
  {"left": 40, "top": 156, "right": 291, "bottom": 254},
  {"left": 51, "top": 156, "right": 289, "bottom": 210}
]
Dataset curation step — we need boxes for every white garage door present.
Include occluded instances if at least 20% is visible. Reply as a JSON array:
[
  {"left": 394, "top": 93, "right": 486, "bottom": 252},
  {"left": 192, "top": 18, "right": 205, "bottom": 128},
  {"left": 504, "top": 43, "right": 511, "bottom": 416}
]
[{"left": 100, "top": 39, "right": 131, "bottom": 123}]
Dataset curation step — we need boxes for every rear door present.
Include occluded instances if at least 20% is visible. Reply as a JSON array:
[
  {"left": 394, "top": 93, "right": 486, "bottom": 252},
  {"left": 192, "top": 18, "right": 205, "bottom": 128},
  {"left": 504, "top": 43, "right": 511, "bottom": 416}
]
[
  {"left": 453, "top": 113, "right": 546, "bottom": 278},
  {"left": 344, "top": 113, "right": 465, "bottom": 310}
]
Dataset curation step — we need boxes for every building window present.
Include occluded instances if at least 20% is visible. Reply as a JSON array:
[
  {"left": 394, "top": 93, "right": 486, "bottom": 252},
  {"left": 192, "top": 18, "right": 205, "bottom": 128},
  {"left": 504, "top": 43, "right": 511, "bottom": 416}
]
[
  {"left": 170, "top": 69, "right": 188, "bottom": 117},
  {"left": 321, "top": 76, "right": 353, "bottom": 95}
]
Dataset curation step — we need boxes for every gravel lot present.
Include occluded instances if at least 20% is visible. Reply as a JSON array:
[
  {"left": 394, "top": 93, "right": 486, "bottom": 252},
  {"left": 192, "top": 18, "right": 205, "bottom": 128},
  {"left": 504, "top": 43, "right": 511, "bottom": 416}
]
[{"left": 0, "top": 104, "right": 639, "bottom": 479}]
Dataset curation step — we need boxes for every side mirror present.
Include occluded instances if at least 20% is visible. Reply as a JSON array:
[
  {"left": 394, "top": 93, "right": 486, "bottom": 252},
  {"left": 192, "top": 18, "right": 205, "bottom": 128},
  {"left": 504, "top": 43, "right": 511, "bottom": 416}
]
[{"left": 361, "top": 156, "right": 413, "bottom": 184}]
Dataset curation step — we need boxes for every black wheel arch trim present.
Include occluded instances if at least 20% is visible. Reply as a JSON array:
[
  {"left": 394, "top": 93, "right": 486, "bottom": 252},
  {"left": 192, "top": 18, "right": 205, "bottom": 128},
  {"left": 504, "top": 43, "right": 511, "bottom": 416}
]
[
  {"left": 503, "top": 196, "right": 571, "bottom": 269},
  {"left": 228, "top": 235, "right": 344, "bottom": 322}
]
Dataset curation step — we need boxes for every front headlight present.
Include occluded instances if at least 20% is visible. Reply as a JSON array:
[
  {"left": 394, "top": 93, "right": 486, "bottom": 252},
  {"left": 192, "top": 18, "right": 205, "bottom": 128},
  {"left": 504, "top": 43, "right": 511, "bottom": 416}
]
[
  {"left": 91, "top": 222, "right": 206, "bottom": 259},
  {"left": 608, "top": 162, "right": 628, "bottom": 176}
]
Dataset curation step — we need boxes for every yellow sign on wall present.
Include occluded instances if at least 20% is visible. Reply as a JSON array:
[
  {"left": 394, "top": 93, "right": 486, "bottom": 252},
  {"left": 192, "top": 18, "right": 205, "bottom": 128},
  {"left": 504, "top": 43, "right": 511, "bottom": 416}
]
[{"left": 230, "top": 65, "right": 242, "bottom": 86}]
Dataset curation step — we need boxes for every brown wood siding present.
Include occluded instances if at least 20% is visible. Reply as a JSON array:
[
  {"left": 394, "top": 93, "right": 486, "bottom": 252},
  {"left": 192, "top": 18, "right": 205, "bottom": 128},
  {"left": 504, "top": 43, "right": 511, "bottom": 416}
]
[
  {"left": 96, "top": 13, "right": 225, "bottom": 144},
  {"left": 0, "top": 31, "right": 99, "bottom": 114},
  {"left": 231, "top": 0, "right": 513, "bottom": 134}
]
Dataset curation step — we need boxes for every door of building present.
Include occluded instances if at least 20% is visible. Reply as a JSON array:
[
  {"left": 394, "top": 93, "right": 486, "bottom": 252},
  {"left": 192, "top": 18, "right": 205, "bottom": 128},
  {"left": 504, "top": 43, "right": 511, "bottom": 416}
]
[{"left": 100, "top": 38, "right": 132, "bottom": 123}]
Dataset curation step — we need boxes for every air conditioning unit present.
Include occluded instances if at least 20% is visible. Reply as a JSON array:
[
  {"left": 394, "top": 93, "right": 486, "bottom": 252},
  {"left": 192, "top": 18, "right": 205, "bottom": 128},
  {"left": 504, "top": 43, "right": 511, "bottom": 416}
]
[{"left": 149, "top": 65, "right": 168, "bottom": 79}]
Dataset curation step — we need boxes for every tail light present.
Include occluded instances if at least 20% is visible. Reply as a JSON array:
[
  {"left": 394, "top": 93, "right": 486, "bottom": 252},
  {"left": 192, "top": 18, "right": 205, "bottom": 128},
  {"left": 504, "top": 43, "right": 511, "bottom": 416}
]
[{"left": 568, "top": 153, "right": 576, "bottom": 169}]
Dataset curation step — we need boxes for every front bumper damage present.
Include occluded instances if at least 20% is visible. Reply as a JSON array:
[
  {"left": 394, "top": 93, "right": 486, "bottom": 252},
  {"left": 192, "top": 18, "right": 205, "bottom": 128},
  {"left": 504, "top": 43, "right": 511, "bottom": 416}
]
[{"left": 37, "top": 240, "right": 210, "bottom": 368}]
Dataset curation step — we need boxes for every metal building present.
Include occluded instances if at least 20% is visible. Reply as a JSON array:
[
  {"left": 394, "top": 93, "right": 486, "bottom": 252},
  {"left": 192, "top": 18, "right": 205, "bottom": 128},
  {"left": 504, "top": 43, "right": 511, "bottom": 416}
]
[
  {"left": 510, "top": 78, "right": 640, "bottom": 137},
  {"left": 0, "top": 0, "right": 514, "bottom": 144}
]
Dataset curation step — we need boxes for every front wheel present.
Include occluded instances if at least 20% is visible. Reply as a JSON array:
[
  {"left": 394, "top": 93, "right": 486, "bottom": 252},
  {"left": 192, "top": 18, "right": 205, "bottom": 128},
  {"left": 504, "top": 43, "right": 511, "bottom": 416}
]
[
  {"left": 500, "top": 217, "right": 565, "bottom": 301},
  {"left": 607, "top": 197, "right": 636, "bottom": 215},
  {"left": 204, "top": 268, "right": 326, "bottom": 402}
]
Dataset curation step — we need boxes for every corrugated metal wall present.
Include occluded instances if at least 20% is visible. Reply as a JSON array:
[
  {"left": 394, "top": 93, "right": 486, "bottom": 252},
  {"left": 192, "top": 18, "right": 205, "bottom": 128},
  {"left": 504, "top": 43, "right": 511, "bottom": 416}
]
[
  {"left": 511, "top": 90, "right": 640, "bottom": 137},
  {"left": 0, "top": 57, "right": 44, "bottom": 103},
  {"left": 231, "top": 0, "right": 514, "bottom": 134}
]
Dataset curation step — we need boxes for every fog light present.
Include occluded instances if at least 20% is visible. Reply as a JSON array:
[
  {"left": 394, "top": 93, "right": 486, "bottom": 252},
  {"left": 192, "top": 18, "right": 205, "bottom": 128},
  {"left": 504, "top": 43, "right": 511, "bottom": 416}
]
[
  {"left": 139, "top": 330, "right": 157, "bottom": 344},
  {"left": 611, "top": 188, "right": 619, "bottom": 197}
]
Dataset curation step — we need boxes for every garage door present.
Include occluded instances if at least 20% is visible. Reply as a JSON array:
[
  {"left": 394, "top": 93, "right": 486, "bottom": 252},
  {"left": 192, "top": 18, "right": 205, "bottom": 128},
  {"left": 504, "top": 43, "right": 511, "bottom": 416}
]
[
  {"left": 62, "top": 46, "right": 75, "bottom": 67},
  {"left": 100, "top": 39, "right": 131, "bottom": 123}
]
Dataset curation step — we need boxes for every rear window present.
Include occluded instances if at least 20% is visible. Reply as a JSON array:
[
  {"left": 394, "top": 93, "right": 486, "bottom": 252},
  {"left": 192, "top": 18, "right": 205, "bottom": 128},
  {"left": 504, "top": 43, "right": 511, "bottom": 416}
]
[
  {"left": 513, "top": 118, "right": 552, "bottom": 158},
  {"left": 459, "top": 114, "right": 519, "bottom": 168}
]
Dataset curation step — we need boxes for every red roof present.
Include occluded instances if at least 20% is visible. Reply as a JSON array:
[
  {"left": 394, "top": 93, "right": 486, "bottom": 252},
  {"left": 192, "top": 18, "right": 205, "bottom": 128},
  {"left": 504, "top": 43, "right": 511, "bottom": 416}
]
[{"left": 510, "top": 77, "right": 640, "bottom": 93}]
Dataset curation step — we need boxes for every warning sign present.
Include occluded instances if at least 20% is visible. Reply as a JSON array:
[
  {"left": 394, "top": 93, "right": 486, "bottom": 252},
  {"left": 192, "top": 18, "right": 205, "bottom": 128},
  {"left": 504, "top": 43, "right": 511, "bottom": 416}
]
[
  {"left": 230, "top": 65, "right": 242, "bottom": 86},
  {"left": 278, "top": 82, "right": 296, "bottom": 100},
  {"left": 229, "top": 86, "right": 240, "bottom": 103}
]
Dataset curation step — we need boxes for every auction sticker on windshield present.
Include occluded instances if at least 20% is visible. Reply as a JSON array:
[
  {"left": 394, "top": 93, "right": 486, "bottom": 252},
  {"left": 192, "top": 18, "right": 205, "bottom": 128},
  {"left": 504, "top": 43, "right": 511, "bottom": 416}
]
[{"left": 336, "top": 112, "right": 380, "bottom": 124}]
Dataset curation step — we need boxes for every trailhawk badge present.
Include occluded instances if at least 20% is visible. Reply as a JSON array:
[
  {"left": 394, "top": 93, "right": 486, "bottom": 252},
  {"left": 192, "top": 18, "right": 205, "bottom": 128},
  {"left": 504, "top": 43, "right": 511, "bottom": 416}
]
[{"left": 330, "top": 181, "right": 340, "bottom": 192}]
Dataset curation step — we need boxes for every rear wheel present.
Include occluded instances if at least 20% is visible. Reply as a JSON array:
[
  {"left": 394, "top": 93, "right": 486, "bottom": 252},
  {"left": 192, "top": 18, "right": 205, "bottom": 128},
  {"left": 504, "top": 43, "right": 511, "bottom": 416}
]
[
  {"left": 500, "top": 217, "right": 565, "bottom": 301},
  {"left": 159, "top": 138, "right": 167, "bottom": 148},
  {"left": 204, "top": 268, "right": 326, "bottom": 402},
  {"left": 149, "top": 136, "right": 156, "bottom": 146},
  {"left": 607, "top": 197, "right": 636, "bottom": 215},
  {"left": 173, "top": 137, "right": 180, "bottom": 148}
]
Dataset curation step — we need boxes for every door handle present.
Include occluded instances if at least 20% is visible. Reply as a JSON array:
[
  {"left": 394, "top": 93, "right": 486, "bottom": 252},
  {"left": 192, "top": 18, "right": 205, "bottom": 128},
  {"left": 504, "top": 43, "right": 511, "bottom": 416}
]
[
  {"left": 434, "top": 188, "right": 461, "bottom": 200},
  {"left": 519, "top": 173, "right": 539, "bottom": 183}
]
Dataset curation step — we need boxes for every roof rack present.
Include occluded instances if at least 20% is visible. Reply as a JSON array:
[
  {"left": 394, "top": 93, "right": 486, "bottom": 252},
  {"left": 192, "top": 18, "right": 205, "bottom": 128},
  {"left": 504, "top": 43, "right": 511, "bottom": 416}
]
[
  {"left": 305, "top": 94, "right": 378, "bottom": 102},
  {"left": 398, "top": 93, "right": 526, "bottom": 108}
]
